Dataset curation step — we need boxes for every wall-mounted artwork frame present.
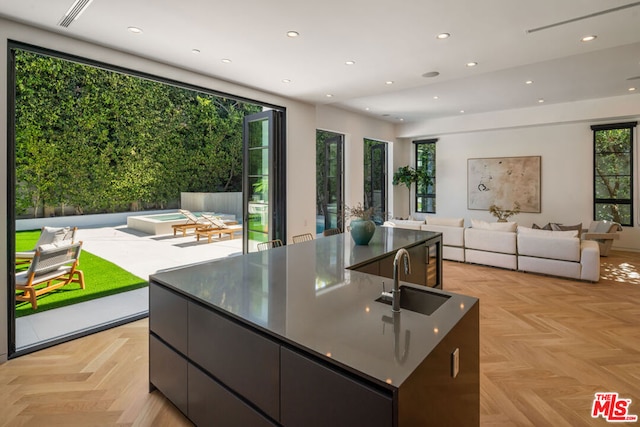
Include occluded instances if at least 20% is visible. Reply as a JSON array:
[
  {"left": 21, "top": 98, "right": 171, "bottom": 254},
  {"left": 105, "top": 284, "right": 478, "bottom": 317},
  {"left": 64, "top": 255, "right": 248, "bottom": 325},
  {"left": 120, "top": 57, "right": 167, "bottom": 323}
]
[{"left": 467, "top": 156, "right": 541, "bottom": 212}]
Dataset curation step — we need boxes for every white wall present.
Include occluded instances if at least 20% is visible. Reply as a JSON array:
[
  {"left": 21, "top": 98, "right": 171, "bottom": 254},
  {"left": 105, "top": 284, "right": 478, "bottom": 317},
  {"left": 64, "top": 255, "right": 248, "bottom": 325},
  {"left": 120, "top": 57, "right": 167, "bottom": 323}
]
[
  {"left": 397, "top": 100, "right": 640, "bottom": 252},
  {"left": 0, "top": 18, "right": 395, "bottom": 362}
]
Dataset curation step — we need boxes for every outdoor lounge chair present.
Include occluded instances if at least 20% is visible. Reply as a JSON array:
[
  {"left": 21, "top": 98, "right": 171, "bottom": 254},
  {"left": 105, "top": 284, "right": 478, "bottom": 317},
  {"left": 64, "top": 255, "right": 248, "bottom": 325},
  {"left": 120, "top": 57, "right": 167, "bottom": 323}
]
[
  {"left": 15, "top": 241, "right": 85, "bottom": 310},
  {"left": 171, "top": 209, "right": 210, "bottom": 236},
  {"left": 195, "top": 214, "right": 243, "bottom": 243},
  {"left": 16, "top": 226, "right": 77, "bottom": 266}
]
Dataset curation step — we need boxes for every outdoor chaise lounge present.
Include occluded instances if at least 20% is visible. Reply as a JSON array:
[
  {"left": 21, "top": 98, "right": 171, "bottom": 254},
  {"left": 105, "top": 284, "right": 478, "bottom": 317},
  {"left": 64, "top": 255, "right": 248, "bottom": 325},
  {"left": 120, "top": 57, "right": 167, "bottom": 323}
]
[
  {"left": 16, "top": 226, "right": 77, "bottom": 266},
  {"left": 15, "top": 241, "right": 85, "bottom": 310},
  {"left": 195, "top": 214, "right": 242, "bottom": 243},
  {"left": 171, "top": 209, "right": 211, "bottom": 236}
]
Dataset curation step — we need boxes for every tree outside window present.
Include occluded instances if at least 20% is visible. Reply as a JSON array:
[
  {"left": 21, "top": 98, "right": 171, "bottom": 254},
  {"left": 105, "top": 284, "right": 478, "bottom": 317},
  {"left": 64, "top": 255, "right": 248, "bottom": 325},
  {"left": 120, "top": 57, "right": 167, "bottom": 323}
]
[{"left": 592, "top": 122, "right": 636, "bottom": 226}]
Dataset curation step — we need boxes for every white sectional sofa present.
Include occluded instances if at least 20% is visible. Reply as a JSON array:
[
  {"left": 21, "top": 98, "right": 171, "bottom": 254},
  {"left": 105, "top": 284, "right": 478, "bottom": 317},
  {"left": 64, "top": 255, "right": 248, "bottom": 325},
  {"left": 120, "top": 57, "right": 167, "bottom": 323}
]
[
  {"left": 386, "top": 217, "right": 601, "bottom": 281},
  {"left": 420, "top": 217, "right": 465, "bottom": 262},
  {"left": 464, "top": 220, "right": 518, "bottom": 270},
  {"left": 517, "top": 227, "right": 600, "bottom": 282}
]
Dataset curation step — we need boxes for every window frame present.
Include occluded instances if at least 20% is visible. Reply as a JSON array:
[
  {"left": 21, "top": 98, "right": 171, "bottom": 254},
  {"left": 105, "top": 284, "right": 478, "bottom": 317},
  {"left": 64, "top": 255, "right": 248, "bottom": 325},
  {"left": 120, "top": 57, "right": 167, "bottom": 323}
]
[
  {"left": 414, "top": 139, "right": 437, "bottom": 214},
  {"left": 591, "top": 122, "right": 636, "bottom": 227}
]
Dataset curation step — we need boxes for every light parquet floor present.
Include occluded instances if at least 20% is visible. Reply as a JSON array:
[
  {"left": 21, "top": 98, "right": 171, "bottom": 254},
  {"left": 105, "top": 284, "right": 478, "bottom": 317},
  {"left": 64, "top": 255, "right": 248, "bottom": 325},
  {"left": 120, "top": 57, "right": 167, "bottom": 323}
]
[{"left": 1, "top": 250, "right": 639, "bottom": 426}]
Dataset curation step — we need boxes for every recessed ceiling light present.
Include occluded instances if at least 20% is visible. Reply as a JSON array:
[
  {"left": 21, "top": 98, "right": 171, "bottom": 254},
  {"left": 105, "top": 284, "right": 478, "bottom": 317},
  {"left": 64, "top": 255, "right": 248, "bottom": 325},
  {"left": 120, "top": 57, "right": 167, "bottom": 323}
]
[
  {"left": 460, "top": 110, "right": 465, "bottom": 113},
  {"left": 436, "top": 33, "right": 450, "bottom": 39},
  {"left": 221, "top": 58, "right": 232, "bottom": 63},
  {"left": 629, "top": 87, "right": 637, "bottom": 92},
  {"left": 581, "top": 35, "right": 597, "bottom": 42},
  {"left": 433, "top": 96, "right": 439, "bottom": 100},
  {"left": 466, "top": 62, "right": 478, "bottom": 67},
  {"left": 345, "top": 60, "right": 356, "bottom": 65},
  {"left": 422, "top": 71, "right": 440, "bottom": 78},
  {"left": 287, "top": 31, "right": 300, "bottom": 38},
  {"left": 128, "top": 26, "right": 143, "bottom": 34},
  {"left": 282, "top": 79, "right": 291, "bottom": 83},
  {"left": 538, "top": 98, "right": 545, "bottom": 103},
  {"left": 326, "top": 94, "right": 333, "bottom": 98},
  {"left": 191, "top": 49, "right": 201, "bottom": 54},
  {"left": 385, "top": 81, "right": 394, "bottom": 85},
  {"left": 365, "top": 107, "right": 370, "bottom": 111},
  {"left": 525, "top": 80, "right": 533, "bottom": 85}
]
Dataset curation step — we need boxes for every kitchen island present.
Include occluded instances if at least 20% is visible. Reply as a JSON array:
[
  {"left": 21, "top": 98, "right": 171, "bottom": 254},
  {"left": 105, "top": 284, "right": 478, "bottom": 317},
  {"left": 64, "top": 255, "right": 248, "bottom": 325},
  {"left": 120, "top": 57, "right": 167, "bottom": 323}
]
[{"left": 149, "top": 227, "right": 479, "bottom": 426}]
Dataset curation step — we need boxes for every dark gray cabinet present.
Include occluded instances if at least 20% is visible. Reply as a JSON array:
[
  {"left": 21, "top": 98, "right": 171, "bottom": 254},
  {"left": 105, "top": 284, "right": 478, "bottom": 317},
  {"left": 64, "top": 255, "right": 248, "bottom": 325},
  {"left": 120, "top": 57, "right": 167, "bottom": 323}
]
[
  {"left": 188, "top": 301, "right": 280, "bottom": 420},
  {"left": 188, "top": 364, "right": 277, "bottom": 427},
  {"left": 149, "top": 335, "right": 188, "bottom": 415},
  {"left": 281, "top": 348, "right": 392, "bottom": 427},
  {"left": 357, "top": 239, "right": 442, "bottom": 289}
]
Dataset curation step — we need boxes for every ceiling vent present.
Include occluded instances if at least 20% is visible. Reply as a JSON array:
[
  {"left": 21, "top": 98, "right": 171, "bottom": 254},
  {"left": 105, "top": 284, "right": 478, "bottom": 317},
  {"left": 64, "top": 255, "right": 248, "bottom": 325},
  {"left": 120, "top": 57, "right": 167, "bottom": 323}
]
[
  {"left": 527, "top": 1, "right": 640, "bottom": 33},
  {"left": 58, "top": 0, "right": 94, "bottom": 28}
]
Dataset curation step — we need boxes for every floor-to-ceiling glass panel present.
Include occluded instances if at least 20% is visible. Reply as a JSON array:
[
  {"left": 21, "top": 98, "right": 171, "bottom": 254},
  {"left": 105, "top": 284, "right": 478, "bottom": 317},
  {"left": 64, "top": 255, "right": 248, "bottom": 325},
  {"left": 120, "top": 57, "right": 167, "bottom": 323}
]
[
  {"left": 364, "top": 139, "right": 387, "bottom": 224},
  {"left": 244, "top": 110, "right": 285, "bottom": 252},
  {"left": 316, "top": 130, "right": 344, "bottom": 234}
]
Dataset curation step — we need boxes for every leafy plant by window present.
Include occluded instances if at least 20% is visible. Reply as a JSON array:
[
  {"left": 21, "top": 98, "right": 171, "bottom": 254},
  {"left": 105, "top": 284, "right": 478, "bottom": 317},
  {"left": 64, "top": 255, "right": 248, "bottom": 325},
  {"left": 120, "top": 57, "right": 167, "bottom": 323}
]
[{"left": 591, "top": 123, "right": 635, "bottom": 226}]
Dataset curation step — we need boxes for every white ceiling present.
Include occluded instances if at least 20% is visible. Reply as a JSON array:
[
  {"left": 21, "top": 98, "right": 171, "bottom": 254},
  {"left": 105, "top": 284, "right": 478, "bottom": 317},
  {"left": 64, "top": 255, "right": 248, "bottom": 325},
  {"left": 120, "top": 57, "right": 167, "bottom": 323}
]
[{"left": 1, "top": 0, "right": 639, "bottom": 123}]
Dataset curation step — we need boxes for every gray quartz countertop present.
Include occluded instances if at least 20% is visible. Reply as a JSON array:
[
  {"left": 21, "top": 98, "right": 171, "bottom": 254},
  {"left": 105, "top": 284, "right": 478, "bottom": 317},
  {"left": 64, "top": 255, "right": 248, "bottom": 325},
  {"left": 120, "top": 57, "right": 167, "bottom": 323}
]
[{"left": 150, "top": 227, "right": 478, "bottom": 389}]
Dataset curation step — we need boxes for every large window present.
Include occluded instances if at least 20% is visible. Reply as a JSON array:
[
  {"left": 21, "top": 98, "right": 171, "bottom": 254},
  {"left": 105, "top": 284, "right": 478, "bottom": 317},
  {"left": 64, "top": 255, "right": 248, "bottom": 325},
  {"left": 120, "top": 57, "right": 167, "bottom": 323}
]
[
  {"left": 316, "top": 130, "right": 344, "bottom": 234},
  {"left": 414, "top": 139, "right": 437, "bottom": 214},
  {"left": 592, "top": 122, "right": 636, "bottom": 226}
]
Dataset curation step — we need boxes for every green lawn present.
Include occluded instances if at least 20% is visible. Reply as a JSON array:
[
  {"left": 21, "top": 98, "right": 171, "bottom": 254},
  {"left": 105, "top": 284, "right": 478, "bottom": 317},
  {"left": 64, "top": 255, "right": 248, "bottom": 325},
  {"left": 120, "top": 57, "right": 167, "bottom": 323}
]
[{"left": 15, "top": 230, "right": 147, "bottom": 318}]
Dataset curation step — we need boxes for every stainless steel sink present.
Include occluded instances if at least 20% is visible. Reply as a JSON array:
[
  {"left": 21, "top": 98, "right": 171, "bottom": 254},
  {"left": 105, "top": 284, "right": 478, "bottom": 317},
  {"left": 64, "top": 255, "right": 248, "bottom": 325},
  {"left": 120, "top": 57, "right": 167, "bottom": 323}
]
[{"left": 376, "top": 285, "right": 450, "bottom": 315}]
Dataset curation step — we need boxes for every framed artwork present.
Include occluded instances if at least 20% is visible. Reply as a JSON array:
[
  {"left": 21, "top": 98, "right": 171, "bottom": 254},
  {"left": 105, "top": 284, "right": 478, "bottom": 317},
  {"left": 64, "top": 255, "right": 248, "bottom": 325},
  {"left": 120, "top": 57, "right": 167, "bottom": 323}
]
[{"left": 467, "top": 156, "right": 541, "bottom": 212}]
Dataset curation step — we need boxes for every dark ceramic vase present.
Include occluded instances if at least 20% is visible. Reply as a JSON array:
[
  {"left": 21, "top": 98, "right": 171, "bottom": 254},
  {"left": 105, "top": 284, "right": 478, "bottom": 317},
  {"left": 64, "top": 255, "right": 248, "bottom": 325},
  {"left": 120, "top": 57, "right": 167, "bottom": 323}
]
[{"left": 350, "top": 219, "right": 376, "bottom": 245}]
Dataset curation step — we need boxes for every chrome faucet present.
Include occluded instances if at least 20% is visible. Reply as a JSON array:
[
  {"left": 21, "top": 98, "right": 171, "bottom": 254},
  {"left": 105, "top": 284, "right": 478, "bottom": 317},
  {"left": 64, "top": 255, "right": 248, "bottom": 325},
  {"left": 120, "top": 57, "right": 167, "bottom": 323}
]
[{"left": 392, "top": 248, "right": 411, "bottom": 312}]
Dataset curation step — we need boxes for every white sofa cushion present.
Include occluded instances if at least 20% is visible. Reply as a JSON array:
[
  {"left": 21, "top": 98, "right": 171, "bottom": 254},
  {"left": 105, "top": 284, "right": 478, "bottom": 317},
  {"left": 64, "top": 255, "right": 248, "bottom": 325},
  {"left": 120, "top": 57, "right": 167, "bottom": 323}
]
[
  {"left": 518, "top": 256, "right": 581, "bottom": 279},
  {"left": 464, "top": 227, "right": 517, "bottom": 254},
  {"left": 426, "top": 216, "right": 464, "bottom": 227},
  {"left": 471, "top": 219, "right": 517, "bottom": 232},
  {"left": 517, "top": 233, "right": 580, "bottom": 262},
  {"left": 421, "top": 224, "right": 464, "bottom": 247},
  {"left": 388, "top": 219, "right": 425, "bottom": 230}
]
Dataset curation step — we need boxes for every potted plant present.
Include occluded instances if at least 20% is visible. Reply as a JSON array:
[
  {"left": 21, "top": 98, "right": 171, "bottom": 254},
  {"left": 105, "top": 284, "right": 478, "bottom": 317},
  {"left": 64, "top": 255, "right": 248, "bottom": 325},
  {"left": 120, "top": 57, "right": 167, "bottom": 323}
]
[
  {"left": 489, "top": 202, "right": 521, "bottom": 222},
  {"left": 392, "top": 166, "right": 428, "bottom": 218},
  {"left": 346, "top": 203, "right": 376, "bottom": 245}
]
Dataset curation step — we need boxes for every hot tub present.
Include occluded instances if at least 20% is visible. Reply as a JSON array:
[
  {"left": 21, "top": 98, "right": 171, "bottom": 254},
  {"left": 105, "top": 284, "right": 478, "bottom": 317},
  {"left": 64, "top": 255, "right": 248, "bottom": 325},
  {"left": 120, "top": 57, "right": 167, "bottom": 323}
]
[{"left": 127, "top": 211, "right": 236, "bottom": 235}]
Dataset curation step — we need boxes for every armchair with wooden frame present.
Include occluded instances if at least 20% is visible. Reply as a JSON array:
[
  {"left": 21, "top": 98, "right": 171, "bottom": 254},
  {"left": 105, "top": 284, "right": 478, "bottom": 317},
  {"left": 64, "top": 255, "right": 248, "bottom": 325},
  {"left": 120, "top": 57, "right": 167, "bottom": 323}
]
[
  {"left": 582, "top": 220, "right": 623, "bottom": 257},
  {"left": 15, "top": 242, "right": 85, "bottom": 310},
  {"left": 16, "top": 226, "right": 77, "bottom": 266}
]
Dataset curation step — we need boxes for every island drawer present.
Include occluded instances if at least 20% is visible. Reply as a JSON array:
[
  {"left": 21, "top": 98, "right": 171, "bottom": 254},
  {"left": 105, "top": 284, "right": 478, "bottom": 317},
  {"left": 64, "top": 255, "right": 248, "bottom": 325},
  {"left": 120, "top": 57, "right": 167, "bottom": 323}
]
[
  {"left": 188, "top": 301, "right": 280, "bottom": 421},
  {"left": 188, "top": 364, "right": 277, "bottom": 427},
  {"left": 149, "top": 283, "right": 188, "bottom": 354},
  {"left": 149, "top": 335, "right": 188, "bottom": 416},
  {"left": 281, "top": 347, "right": 393, "bottom": 427}
]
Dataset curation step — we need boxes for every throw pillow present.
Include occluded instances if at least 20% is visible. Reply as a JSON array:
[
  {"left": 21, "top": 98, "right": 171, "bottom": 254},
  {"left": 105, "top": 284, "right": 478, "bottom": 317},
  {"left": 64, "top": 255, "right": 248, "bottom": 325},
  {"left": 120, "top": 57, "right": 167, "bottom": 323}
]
[
  {"left": 518, "top": 226, "right": 579, "bottom": 238},
  {"left": 426, "top": 217, "right": 464, "bottom": 227},
  {"left": 551, "top": 223, "right": 582, "bottom": 235},
  {"left": 471, "top": 219, "right": 517, "bottom": 232},
  {"left": 532, "top": 223, "right": 553, "bottom": 230}
]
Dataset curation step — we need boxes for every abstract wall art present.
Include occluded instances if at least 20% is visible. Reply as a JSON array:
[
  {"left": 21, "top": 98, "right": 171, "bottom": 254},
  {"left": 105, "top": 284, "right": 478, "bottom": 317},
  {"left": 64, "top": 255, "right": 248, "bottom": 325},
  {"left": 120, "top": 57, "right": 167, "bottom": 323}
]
[{"left": 467, "top": 156, "right": 541, "bottom": 212}]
